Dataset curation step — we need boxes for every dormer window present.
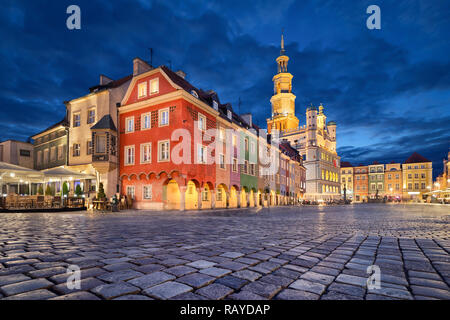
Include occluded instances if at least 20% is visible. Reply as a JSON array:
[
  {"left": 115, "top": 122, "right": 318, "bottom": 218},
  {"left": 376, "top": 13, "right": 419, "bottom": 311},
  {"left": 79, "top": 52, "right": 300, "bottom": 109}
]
[
  {"left": 191, "top": 90, "right": 199, "bottom": 98},
  {"left": 213, "top": 101, "right": 218, "bottom": 110},
  {"left": 150, "top": 78, "right": 159, "bottom": 94},
  {"left": 138, "top": 82, "right": 147, "bottom": 98},
  {"left": 227, "top": 110, "right": 232, "bottom": 120}
]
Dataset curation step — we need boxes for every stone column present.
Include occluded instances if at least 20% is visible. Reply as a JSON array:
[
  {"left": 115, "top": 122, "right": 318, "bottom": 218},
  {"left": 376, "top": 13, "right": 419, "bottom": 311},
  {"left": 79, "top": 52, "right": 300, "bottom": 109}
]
[
  {"left": 179, "top": 186, "right": 186, "bottom": 211},
  {"left": 197, "top": 188, "right": 202, "bottom": 210}
]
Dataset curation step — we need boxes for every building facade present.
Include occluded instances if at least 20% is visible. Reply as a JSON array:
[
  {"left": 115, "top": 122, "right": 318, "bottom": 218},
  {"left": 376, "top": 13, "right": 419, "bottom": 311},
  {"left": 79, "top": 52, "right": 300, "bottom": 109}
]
[
  {"left": 0, "top": 140, "right": 34, "bottom": 169},
  {"left": 266, "top": 36, "right": 340, "bottom": 201},
  {"left": 368, "top": 162, "right": 385, "bottom": 199},
  {"left": 385, "top": 163, "right": 402, "bottom": 200},
  {"left": 402, "top": 152, "right": 433, "bottom": 201},
  {"left": 65, "top": 73, "right": 132, "bottom": 198},
  {"left": 340, "top": 162, "right": 354, "bottom": 200},
  {"left": 354, "top": 165, "right": 368, "bottom": 202}
]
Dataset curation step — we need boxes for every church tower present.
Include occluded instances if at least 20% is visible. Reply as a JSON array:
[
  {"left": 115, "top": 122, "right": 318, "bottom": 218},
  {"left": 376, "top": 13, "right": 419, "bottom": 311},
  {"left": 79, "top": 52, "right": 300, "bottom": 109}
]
[{"left": 267, "top": 34, "right": 299, "bottom": 134}]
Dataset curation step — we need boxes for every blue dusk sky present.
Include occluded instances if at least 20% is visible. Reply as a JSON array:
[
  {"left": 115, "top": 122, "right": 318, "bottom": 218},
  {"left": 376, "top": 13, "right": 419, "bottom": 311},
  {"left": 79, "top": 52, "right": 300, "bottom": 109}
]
[{"left": 0, "top": 0, "right": 449, "bottom": 175}]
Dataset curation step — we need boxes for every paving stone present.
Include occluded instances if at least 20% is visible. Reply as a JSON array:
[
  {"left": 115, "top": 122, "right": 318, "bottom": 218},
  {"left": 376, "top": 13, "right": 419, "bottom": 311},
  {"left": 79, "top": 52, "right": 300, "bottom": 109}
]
[
  {"left": 289, "top": 279, "right": 326, "bottom": 295},
  {"left": 410, "top": 285, "right": 450, "bottom": 299},
  {"left": 321, "top": 291, "right": 362, "bottom": 300},
  {"left": 171, "top": 292, "right": 208, "bottom": 300},
  {"left": 0, "top": 273, "right": 31, "bottom": 286},
  {"left": 335, "top": 274, "right": 367, "bottom": 287},
  {"left": 301, "top": 271, "right": 335, "bottom": 285},
  {"left": 53, "top": 277, "right": 105, "bottom": 295},
  {"left": 272, "top": 267, "right": 302, "bottom": 279},
  {"left": 133, "top": 264, "right": 165, "bottom": 274},
  {"left": 28, "top": 267, "right": 66, "bottom": 278},
  {"left": 2, "top": 289, "right": 57, "bottom": 300},
  {"left": 368, "top": 287, "right": 413, "bottom": 300},
  {"left": 113, "top": 294, "right": 153, "bottom": 300},
  {"left": 165, "top": 265, "right": 197, "bottom": 277},
  {"left": 103, "top": 262, "right": 136, "bottom": 272},
  {"left": 199, "top": 267, "right": 231, "bottom": 277},
  {"left": 232, "top": 269, "right": 262, "bottom": 281},
  {"left": 97, "top": 270, "right": 144, "bottom": 283},
  {"left": 327, "top": 282, "right": 366, "bottom": 297},
  {"left": 220, "top": 252, "right": 244, "bottom": 259},
  {"left": 228, "top": 290, "right": 267, "bottom": 300},
  {"left": 241, "top": 281, "right": 282, "bottom": 299},
  {"left": 127, "top": 271, "right": 175, "bottom": 289},
  {"left": 218, "top": 261, "right": 247, "bottom": 271},
  {"left": 409, "top": 277, "right": 449, "bottom": 290},
  {"left": 144, "top": 281, "right": 192, "bottom": 300},
  {"left": 196, "top": 283, "right": 233, "bottom": 299},
  {"left": 260, "top": 274, "right": 293, "bottom": 287},
  {"left": 0, "top": 278, "right": 53, "bottom": 296},
  {"left": 186, "top": 260, "right": 217, "bottom": 269},
  {"left": 91, "top": 282, "right": 140, "bottom": 299},
  {"left": 275, "top": 289, "right": 320, "bottom": 300},
  {"left": 177, "top": 273, "right": 216, "bottom": 288},
  {"left": 215, "top": 275, "right": 248, "bottom": 290},
  {"left": 50, "top": 291, "right": 101, "bottom": 300}
]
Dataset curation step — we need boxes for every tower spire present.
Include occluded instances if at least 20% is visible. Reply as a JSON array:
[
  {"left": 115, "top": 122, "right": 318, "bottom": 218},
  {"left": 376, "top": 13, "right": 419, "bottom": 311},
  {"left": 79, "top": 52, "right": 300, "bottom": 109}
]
[{"left": 280, "top": 30, "right": 285, "bottom": 55}]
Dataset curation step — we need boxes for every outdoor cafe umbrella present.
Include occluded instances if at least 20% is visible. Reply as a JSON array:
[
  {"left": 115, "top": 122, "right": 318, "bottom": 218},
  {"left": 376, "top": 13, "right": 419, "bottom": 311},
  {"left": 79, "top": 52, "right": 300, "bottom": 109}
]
[{"left": 0, "top": 161, "right": 44, "bottom": 194}]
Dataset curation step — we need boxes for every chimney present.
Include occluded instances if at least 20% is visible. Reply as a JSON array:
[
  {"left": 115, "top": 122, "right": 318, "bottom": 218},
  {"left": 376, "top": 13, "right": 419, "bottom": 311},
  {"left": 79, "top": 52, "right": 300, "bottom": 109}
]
[
  {"left": 100, "top": 74, "right": 113, "bottom": 86},
  {"left": 133, "top": 57, "right": 152, "bottom": 76},
  {"left": 175, "top": 70, "right": 186, "bottom": 79},
  {"left": 240, "top": 113, "right": 252, "bottom": 127}
]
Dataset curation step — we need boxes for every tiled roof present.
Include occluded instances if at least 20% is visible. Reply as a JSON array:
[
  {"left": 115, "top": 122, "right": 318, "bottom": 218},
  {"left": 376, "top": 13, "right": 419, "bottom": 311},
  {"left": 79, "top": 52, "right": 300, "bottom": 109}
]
[
  {"left": 91, "top": 115, "right": 117, "bottom": 131},
  {"left": 404, "top": 152, "right": 431, "bottom": 164},
  {"left": 341, "top": 161, "right": 353, "bottom": 167},
  {"left": 89, "top": 74, "right": 133, "bottom": 93}
]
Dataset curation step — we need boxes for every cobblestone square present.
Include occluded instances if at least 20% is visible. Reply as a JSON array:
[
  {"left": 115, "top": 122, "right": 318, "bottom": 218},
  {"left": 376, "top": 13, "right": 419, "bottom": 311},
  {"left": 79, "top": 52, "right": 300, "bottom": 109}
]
[{"left": 0, "top": 204, "right": 449, "bottom": 300}]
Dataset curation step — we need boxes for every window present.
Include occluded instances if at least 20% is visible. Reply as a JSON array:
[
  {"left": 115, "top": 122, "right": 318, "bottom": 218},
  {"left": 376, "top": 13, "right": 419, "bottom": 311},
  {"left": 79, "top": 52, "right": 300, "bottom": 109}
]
[
  {"left": 150, "top": 78, "right": 159, "bottom": 94},
  {"left": 141, "top": 113, "right": 151, "bottom": 130},
  {"left": 232, "top": 135, "right": 237, "bottom": 147},
  {"left": 421, "top": 165, "right": 425, "bottom": 169},
  {"left": 377, "top": 183, "right": 383, "bottom": 190},
  {"left": 198, "top": 113, "right": 206, "bottom": 131},
  {"left": 126, "top": 117, "right": 134, "bottom": 133},
  {"left": 159, "top": 109, "right": 169, "bottom": 126},
  {"left": 414, "top": 183, "right": 419, "bottom": 190},
  {"left": 421, "top": 183, "right": 426, "bottom": 189},
  {"left": 191, "top": 90, "right": 199, "bottom": 98},
  {"left": 388, "top": 184, "right": 392, "bottom": 190},
  {"left": 250, "top": 163, "right": 256, "bottom": 176},
  {"left": 414, "top": 173, "right": 419, "bottom": 179},
  {"left": 124, "top": 146, "right": 135, "bottom": 165},
  {"left": 388, "top": 174, "right": 392, "bottom": 179},
  {"left": 126, "top": 186, "right": 135, "bottom": 199},
  {"left": 158, "top": 141, "right": 170, "bottom": 162},
  {"left": 244, "top": 160, "right": 249, "bottom": 174},
  {"left": 357, "top": 176, "right": 360, "bottom": 180},
  {"left": 219, "top": 154, "right": 225, "bottom": 169},
  {"left": 58, "top": 145, "right": 64, "bottom": 160},
  {"left": 213, "top": 101, "right": 218, "bottom": 110},
  {"left": 197, "top": 144, "right": 206, "bottom": 164},
  {"left": 232, "top": 158, "right": 238, "bottom": 172},
  {"left": 245, "top": 138, "right": 249, "bottom": 152},
  {"left": 408, "top": 174, "right": 412, "bottom": 179},
  {"left": 421, "top": 173, "right": 425, "bottom": 179},
  {"left": 250, "top": 141, "right": 255, "bottom": 153},
  {"left": 348, "top": 177, "right": 352, "bottom": 182},
  {"left": 143, "top": 185, "right": 152, "bottom": 200},
  {"left": 395, "top": 184, "right": 399, "bottom": 190},
  {"left": 73, "top": 113, "right": 81, "bottom": 127},
  {"left": 96, "top": 135, "right": 106, "bottom": 153},
  {"left": 138, "top": 82, "right": 147, "bottom": 98},
  {"left": 408, "top": 183, "right": 412, "bottom": 190},
  {"left": 87, "top": 141, "right": 93, "bottom": 155},
  {"left": 202, "top": 190, "right": 209, "bottom": 201},
  {"left": 395, "top": 174, "right": 399, "bottom": 179},
  {"left": 217, "top": 188, "right": 223, "bottom": 201},
  {"left": 227, "top": 110, "right": 232, "bottom": 120},
  {"left": 219, "top": 128, "right": 225, "bottom": 141},
  {"left": 87, "top": 108, "right": 96, "bottom": 124},
  {"left": 141, "top": 143, "right": 151, "bottom": 164},
  {"left": 371, "top": 183, "right": 376, "bottom": 191},
  {"left": 20, "top": 149, "right": 31, "bottom": 157},
  {"left": 73, "top": 144, "right": 80, "bottom": 157}
]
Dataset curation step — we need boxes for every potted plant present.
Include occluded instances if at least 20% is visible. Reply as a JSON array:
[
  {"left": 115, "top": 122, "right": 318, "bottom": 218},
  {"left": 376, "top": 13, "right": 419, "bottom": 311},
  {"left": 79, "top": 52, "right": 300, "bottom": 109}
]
[
  {"left": 75, "top": 184, "right": 83, "bottom": 198},
  {"left": 97, "top": 183, "right": 106, "bottom": 200}
]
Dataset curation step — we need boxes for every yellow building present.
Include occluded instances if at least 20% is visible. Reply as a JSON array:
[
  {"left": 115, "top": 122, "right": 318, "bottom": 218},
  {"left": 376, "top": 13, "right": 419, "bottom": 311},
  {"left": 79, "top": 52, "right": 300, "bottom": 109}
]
[
  {"left": 340, "top": 162, "right": 353, "bottom": 200},
  {"left": 402, "top": 152, "right": 433, "bottom": 202}
]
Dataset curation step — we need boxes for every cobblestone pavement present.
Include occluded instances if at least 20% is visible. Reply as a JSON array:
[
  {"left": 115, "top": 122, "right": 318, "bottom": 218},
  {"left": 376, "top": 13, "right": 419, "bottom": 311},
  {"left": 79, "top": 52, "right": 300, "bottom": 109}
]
[{"left": 0, "top": 204, "right": 449, "bottom": 300}]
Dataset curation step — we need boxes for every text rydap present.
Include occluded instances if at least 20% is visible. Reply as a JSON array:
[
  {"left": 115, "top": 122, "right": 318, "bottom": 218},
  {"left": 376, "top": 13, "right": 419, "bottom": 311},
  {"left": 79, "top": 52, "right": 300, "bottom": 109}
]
[{"left": 180, "top": 304, "right": 270, "bottom": 317}]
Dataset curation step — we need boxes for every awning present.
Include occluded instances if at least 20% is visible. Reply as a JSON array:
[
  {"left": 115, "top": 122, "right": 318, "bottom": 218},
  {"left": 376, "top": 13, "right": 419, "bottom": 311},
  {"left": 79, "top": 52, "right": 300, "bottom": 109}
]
[
  {"left": 0, "top": 162, "right": 44, "bottom": 183},
  {"left": 42, "top": 167, "right": 96, "bottom": 181}
]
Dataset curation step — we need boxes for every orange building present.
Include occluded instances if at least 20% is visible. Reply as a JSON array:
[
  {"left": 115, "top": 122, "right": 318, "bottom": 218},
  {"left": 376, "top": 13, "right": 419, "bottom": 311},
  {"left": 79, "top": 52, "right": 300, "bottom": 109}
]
[
  {"left": 385, "top": 162, "right": 402, "bottom": 201},
  {"left": 353, "top": 165, "right": 368, "bottom": 202}
]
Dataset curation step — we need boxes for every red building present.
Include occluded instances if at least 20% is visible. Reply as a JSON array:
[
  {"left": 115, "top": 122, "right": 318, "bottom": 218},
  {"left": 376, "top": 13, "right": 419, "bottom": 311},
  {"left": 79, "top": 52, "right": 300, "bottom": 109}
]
[{"left": 119, "top": 59, "right": 218, "bottom": 210}]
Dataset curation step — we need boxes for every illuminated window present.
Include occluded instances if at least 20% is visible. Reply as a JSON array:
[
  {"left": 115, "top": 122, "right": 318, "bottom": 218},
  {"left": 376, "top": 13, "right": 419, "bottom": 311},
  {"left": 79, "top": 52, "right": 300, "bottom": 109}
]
[
  {"left": 138, "top": 82, "right": 147, "bottom": 98},
  {"left": 232, "top": 158, "right": 238, "bottom": 172},
  {"left": 87, "top": 141, "right": 93, "bottom": 155},
  {"left": 96, "top": 135, "right": 106, "bottom": 153},
  {"left": 244, "top": 138, "right": 249, "bottom": 152},
  {"left": 126, "top": 186, "right": 135, "bottom": 199},
  {"left": 150, "top": 78, "right": 159, "bottom": 94},
  {"left": 87, "top": 108, "right": 96, "bottom": 124},
  {"left": 73, "top": 144, "right": 80, "bottom": 157}
]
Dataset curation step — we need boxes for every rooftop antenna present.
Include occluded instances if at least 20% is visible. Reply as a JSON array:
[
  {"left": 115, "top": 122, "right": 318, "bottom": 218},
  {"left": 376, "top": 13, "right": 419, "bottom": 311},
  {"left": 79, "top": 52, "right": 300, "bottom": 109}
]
[{"left": 149, "top": 48, "right": 153, "bottom": 67}]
